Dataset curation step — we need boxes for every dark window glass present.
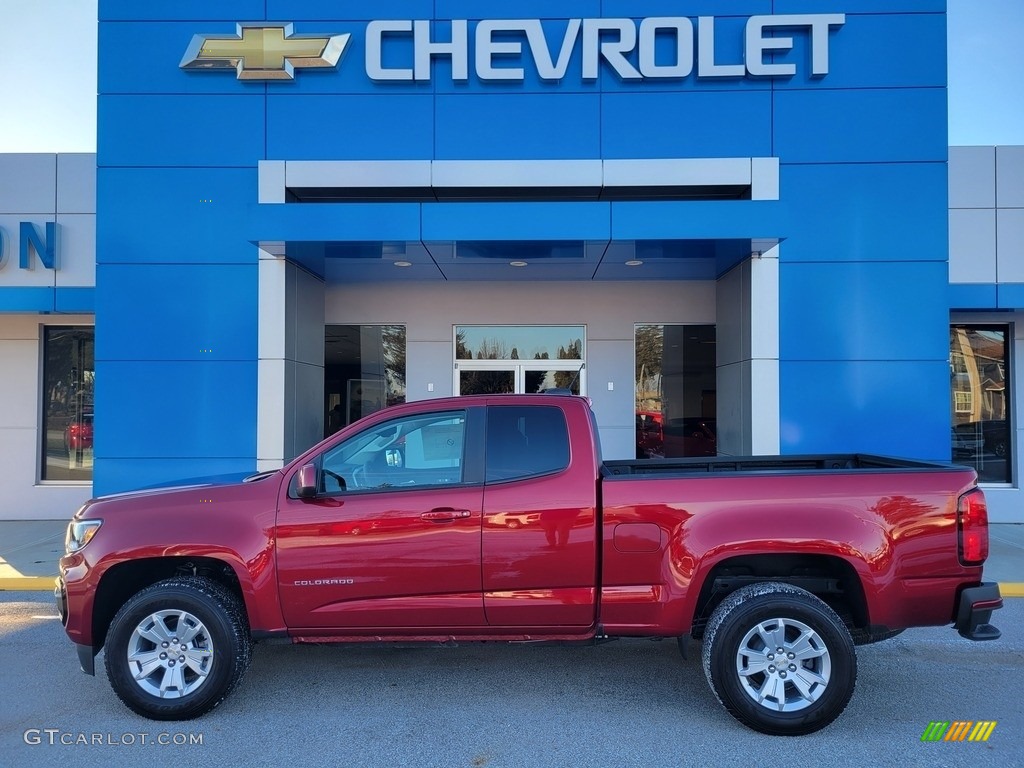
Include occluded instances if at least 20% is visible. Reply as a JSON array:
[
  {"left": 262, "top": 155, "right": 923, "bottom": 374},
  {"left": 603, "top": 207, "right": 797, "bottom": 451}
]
[
  {"left": 325, "top": 325, "right": 406, "bottom": 437},
  {"left": 486, "top": 406, "right": 569, "bottom": 482},
  {"left": 42, "top": 327, "right": 94, "bottom": 481},
  {"left": 319, "top": 411, "right": 466, "bottom": 494},
  {"left": 635, "top": 324, "right": 717, "bottom": 459},
  {"left": 951, "top": 325, "right": 1011, "bottom": 483}
]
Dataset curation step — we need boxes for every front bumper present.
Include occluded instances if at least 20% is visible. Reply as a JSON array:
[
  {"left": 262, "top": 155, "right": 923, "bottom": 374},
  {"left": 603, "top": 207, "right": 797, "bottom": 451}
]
[
  {"left": 55, "top": 576, "right": 95, "bottom": 675},
  {"left": 955, "top": 582, "right": 1003, "bottom": 641}
]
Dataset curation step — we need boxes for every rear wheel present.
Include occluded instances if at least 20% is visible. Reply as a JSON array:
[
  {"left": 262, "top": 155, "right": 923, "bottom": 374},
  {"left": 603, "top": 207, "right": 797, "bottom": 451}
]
[
  {"left": 104, "top": 577, "right": 251, "bottom": 720},
  {"left": 701, "top": 582, "right": 856, "bottom": 735}
]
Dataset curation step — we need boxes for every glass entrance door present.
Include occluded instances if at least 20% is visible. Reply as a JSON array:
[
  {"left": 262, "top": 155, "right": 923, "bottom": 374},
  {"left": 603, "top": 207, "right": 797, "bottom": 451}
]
[
  {"left": 458, "top": 366, "right": 516, "bottom": 395},
  {"left": 456, "top": 361, "right": 585, "bottom": 396}
]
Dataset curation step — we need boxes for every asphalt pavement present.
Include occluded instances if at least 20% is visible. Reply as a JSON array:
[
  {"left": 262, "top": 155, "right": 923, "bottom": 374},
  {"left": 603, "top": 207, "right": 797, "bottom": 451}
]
[{"left": 0, "top": 591, "right": 1022, "bottom": 768}]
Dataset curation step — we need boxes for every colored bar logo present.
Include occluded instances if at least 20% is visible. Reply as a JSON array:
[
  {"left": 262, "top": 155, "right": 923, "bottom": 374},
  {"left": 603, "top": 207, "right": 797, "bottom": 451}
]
[{"left": 921, "top": 721, "right": 997, "bottom": 742}]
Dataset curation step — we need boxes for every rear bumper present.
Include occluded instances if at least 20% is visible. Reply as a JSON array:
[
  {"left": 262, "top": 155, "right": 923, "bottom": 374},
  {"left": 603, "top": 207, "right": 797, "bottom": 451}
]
[{"left": 955, "top": 582, "right": 1002, "bottom": 641}]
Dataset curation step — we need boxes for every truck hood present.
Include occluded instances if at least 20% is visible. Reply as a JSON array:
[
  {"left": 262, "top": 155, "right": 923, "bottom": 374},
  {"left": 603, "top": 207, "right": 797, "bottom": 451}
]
[{"left": 75, "top": 470, "right": 280, "bottom": 516}]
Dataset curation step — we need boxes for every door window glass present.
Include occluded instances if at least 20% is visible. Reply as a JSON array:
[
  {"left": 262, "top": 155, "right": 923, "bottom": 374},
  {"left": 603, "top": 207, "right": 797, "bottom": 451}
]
[
  {"left": 460, "top": 369, "right": 515, "bottom": 395},
  {"left": 320, "top": 411, "right": 467, "bottom": 493},
  {"left": 486, "top": 406, "right": 570, "bottom": 482}
]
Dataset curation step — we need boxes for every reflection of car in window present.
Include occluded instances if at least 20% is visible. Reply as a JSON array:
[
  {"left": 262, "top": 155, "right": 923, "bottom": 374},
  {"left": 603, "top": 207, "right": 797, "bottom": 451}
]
[
  {"left": 953, "top": 420, "right": 1009, "bottom": 458},
  {"left": 637, "top": 414, "right": 716, "bottom": 458},
  {"left": 64, "top": 414, "right": 94, "bottom": 454}
]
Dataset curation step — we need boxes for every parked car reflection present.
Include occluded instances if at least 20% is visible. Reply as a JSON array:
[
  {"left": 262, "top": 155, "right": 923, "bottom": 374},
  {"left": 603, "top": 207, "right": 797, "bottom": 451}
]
[
  {"left": 636, "top": 413, "right": 716, "bottom": 458},
  {"left": 952, "top": 420, "right": 1009, "bottom": 458}
]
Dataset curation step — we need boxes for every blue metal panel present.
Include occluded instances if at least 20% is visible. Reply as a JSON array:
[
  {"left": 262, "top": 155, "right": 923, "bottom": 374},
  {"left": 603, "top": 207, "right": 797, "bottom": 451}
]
[
  {"left": 55, "top": 288, "right": 96, "bottom": 313},
  {"left": 778, "top": 163, "right": 947, "bottom": 262},
  {"left": 780, "top": 262, "right": 949, "bottom": 362},
  {"left": 94, "top": 458, "right": 258, "bottom": 497},
  {"left": 100, "top": 22, "right": 270, "bottom": 96},
  {"left": 602, "top": 0, "right": 771, "bottom": 14},
  {"left": 611, "top": 200, "right": 786, "bottom": 241},
  {"left": 97, "top": 168, "right": 258, "bottom": 264},
  {"left": 774, "top": 1, "right": 944, "bottom": 12},
  {"left": 268, "top": 0, "right": 433, "bottom": 20},
  {"left": 95, "top": 264, "right": 257, "bottom": 362},
  {"left": 436, "top": 0, "right": 601, "bottom": 18},
  {"left": 99, "top": 95, "right": 266, "bottom": 167},
  {"left": 0, "top": 288, "right": 54, "bottom": 312},
  {"left": 997, "top": 284, "right": 1024, "bottom": 310},
  {"left": 949, "top": 283, "right": 998, "bottom": 309},
  {"left": 779, "top": 360, "right": 951, "bottom": 461},
  {"left": 602, "top": 91, "right": 772, "bottom": 159},
  {"left": 266, "top": 94, "right": 433, "bottom": 160},
  {"left": 434, "top": 94, "right": 601, "bottom": 160},
  {"left": 774, "top": 88, "right": 947, "bottom": 164},
  {"left": 94, "top": 361, "right": 257, "bottom": 460},
  {"left": 100, "top": 0, "right": 265, "bottom": 21},
  {"left": 421, "top": 202, "right": 610, "bottom": 241},
  {"left": 250, "top": 204, "right": 423, "bottom": 243},
  {"left": 775, "top": 13, "right": 945, "bottom": 90}
]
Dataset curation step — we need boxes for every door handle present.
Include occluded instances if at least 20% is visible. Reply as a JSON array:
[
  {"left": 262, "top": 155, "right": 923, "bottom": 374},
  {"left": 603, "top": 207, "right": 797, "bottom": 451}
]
[{"left": 421, "top": 508, "right": 472, "bottom": 522}]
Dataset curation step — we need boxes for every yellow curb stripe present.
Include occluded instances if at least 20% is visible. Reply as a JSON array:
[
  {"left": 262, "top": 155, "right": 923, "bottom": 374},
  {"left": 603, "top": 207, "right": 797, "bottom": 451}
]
[
  {"left": 981, "top": 721, "right": 998, "bottom": 741},
  {"left": 0, "top": 577, "right": 56, "bottom": 591},
  {"left": 1000, "top": 583, "right": 1024, "bottom": 597}
]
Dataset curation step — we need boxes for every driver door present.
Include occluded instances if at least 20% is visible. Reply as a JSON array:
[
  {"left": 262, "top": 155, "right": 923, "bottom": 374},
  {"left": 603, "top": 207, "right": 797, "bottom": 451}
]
[{"left": 277, "top": 408, "right": 486, "bottom": 631}]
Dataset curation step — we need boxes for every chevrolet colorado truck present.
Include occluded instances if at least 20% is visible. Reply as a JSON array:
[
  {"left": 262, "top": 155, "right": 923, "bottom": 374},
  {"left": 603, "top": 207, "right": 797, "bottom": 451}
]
[{"left": 57, "top": 395, "right": 1003, "bottom": 735}]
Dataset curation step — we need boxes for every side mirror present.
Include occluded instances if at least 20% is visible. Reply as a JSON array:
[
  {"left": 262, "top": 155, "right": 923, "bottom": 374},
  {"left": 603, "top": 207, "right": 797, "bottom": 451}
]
[{"left": 296, "top": 463, "right": 318, "bottom": 499}]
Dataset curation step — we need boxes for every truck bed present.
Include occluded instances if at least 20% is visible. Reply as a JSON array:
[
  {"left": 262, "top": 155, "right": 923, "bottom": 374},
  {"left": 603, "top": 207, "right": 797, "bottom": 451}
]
[{"left": 603, "top": 454, "right": 955, "bottom": 477}]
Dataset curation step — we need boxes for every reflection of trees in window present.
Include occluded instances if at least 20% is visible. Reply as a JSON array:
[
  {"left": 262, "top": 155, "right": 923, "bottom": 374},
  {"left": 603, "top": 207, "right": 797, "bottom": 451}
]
[
  {"left": 381, "top": 325, "right": 406, "bottom": 406},
  {"left": 635, "top": 325, "right": 664, "bottom": 412},
  {"left": 455, "top": 326, "right": 584, "bottom": 361}
]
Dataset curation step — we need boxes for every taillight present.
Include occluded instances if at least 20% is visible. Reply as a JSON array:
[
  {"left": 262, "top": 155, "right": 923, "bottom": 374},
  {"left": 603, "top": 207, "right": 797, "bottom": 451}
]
[{"left": 958, "top": 488, "right": 989, "bottom": 566}]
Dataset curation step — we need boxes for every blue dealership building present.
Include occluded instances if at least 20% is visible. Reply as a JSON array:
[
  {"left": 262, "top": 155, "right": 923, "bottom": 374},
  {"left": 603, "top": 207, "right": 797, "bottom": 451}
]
[{"left": 1, "top": 1, "right": 1022, "bottom": 522}]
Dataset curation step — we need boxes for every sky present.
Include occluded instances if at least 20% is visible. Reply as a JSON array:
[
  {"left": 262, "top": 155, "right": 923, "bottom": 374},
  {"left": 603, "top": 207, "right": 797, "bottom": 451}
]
[{"left": 0, "top": 0, "right": 1021, "bottom": 152}]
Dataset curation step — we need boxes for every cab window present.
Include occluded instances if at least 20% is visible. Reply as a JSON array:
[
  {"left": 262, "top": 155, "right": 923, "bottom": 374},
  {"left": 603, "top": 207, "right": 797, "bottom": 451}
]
[
  {"left": 319, "top": 411, "right": 467, "bottom": 493},
  {"left": 486, "top": 406, "right": 569, "bottom": 482}
]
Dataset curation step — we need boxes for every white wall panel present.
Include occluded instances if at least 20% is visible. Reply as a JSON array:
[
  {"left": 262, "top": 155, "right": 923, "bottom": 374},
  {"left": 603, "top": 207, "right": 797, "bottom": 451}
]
[
  {"left": 996, "top": 209, "right": 1024, "bottom": 283},
  {"left": 949, "top": 209, "right": 997, "bottom": 283},
  {"left": 949, "top": 146, "right": 995, "bottom": 209}
]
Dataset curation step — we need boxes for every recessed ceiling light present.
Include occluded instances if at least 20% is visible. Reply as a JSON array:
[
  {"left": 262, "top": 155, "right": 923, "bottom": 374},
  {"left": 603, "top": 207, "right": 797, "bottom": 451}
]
[
  {"left": 509, "top": 261, "right": 528, "bottom": 267},
  {"left": 393, "top": 260, "right": 413, "bottom": 267},
  {"left": 625, "top": 259, "right": 643, "bottom": 267}
]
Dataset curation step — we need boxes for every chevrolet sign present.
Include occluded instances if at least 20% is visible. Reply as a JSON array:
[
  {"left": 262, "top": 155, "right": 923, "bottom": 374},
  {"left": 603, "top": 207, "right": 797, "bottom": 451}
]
[{"left": 182, "top": 15, "right": 845, "bottom": 83}]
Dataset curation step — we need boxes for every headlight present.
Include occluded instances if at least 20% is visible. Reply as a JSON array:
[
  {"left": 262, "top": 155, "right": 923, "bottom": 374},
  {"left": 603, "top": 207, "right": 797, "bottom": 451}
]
[{"left": 66, "top": 519, "right": 102, "bottom": 553}]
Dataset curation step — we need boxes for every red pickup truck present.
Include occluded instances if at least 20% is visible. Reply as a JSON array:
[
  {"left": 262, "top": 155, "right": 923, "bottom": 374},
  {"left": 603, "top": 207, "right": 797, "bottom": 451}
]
[{"left": 57, "top": 395, "right": 1002, "bottom": 735}]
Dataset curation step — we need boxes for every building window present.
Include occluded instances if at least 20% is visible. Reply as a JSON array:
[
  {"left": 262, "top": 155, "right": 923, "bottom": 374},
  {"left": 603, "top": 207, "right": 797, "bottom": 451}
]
[
  {"left": 950, "top": 325, "right": 1010, "bottom": 483},
  {"left": 454, "top": 326, "right": 585, "bottom": 396},
  {"left": 325, "top": 325, "right": 406, "bottom": 436},
  {"left": 41, "top": 326, "right": 94, "bottom": 482},
  {"left": 635, "top": 324, "right": 717, "bottom": 459}
]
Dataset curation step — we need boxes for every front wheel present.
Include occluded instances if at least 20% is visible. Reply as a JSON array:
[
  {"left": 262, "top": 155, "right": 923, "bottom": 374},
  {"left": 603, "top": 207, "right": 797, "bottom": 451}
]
[
  {"left": 104, "top": 577, "right": 251, "bottom": 720},
  {"left": 701, "top": 583, "right": 856, "bottom": 735}
]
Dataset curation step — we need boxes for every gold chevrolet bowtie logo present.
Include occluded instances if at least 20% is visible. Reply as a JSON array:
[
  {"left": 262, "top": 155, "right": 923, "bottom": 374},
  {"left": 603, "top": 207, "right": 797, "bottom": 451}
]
[{"left": 180, "top": 23, "right": 349, "bottom": 80}]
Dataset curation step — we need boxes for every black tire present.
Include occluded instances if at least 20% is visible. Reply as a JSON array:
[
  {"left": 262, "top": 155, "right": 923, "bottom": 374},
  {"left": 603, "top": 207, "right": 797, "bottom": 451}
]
[
  {"left": 104, "top": 577, "right": 252, "bottom": 720},
  {"left": 701, "top": 582, "right": 856, "bottom": 736}
]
